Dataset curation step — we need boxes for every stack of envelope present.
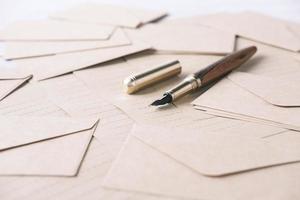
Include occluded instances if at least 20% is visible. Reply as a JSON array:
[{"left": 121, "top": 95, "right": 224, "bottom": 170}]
[
  {"left": 0, "top": 3, "right": 300, "bottom": 200},
  {"left": 0, "top": 3, "right": 167, "bottom": 80},
  {"left": 102, "top": 125, "right": 300, "bottom": 199}
]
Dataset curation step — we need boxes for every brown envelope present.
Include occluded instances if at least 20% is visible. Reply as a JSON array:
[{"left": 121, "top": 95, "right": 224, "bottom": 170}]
[
  {"left": 51, "top": 3, "right": 167, "bottom": 28},
  {"left": 3, "top": 28, "right": 131, "bottom": 60},
  {"left": 125, "top": 24, "right": 235, "bottom": 54},
  {"left": 192, "top": 73, "right": 300, "bottom": 131},
  {"left": 228, "top": 71, "right": 300, "bottom": 107},
  {"left": 132, "top": 125, "right": 300, "bottom": 176},
  {"left": 0, "top": 116, "right": 99, "bottom": 176},
  {"left": 11, "top": 42, "right": 151, "bottom": 80},
  {"left": 0, "top": 74, "right": 32, "bottom": 101},
  {"left": 102, "top": 125, "right": 300, "bottom": 200},
  {"left": 0, "top": 19, "right": 115, "bottom": 41},
  {"left": 193, "top": 11, "right": 300, "bottom": 52}
]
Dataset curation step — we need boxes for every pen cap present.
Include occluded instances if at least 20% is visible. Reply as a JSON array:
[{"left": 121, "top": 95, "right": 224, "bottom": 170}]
[{"left": 123, "top": 60, "right": 182, "bottom": 94}]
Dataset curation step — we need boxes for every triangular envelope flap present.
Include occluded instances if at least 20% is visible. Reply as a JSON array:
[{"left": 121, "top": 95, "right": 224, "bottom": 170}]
[
  {"left": 132, "top": 124, "right": 300, "bottom": 177},
  {"left": 0, "top": 128, "right": 94, "bottom": 176},
  {"left": 228, "top": 71, "right": 300, "bottom": 107},
  {"left": 0, "top": 75, "right": 32, "bottom": 101},
  {"left": 0, "top": 116, "right": 99, "bottom": 151}
]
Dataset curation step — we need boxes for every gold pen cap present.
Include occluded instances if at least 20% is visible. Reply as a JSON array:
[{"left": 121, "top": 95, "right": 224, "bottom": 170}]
[{"left": 123, "top": 60, "right": 182, "bottom": 94}]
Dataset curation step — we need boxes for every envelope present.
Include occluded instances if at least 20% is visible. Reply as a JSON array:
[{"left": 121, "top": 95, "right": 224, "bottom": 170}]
[
  {"left": 102, "top": 124, "right": 300, "bottom": 200},
  {"left": 0, "top": 19, "right": 115, "bottom": 41},
  {"left": 0, "top": 74, "right": 32, "bottom": 102},
  {"left": 0, "top": 116, "right": 99, "bottom": 176},
  {"left": 234, "top": 37, "right": 300, "bottom": 80},
  {"left": 3, "top": 28, "right": 131, "bottom": 60},
  {"left": 229, "top": 72, "right": 300, "bottom": 107},
  {"left": 11, "top": 42, "right": 151, "bottom": 80},
  {"left": 192, "top": 11, "right": 300, "bottom": 52},
  {"left": 125, "top": 23, "right": 235, "bottom": 54},
  {"left": 51, "top": 3, "right": 167, "bottom": 28},
  {"left": 192, "top": 71, "right": 300, "bottom": 131}
]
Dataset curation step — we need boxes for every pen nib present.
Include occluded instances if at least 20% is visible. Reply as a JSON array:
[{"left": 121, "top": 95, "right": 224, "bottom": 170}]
[{"left": 150, "top": 94, "right": 173, "bottom": 106}]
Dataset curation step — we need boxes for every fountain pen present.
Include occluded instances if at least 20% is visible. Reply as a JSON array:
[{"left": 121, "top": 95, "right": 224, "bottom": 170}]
[{"left": 150, "top": 46, "right": 257, "bottom": 106}]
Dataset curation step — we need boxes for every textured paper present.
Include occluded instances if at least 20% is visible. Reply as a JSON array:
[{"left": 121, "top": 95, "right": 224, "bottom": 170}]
[
  {"left": 3, "top": 29, "right": 131, "bottom": 59},
  {"left": 51, "top": 3, "right": 167, "bottom": 28},
  {"left": 11, "top": 42, "right": 150, "bottom": 80},
  {"left": 0, "top": 19, "right": 114, "bottom": 41},
  {"left": 103, "top": 134, "right": 300, "bottom": 200},
  {"left": 0, "top": 83, "right": 66, "bottom": 117},
  {"left": 192, "top": 37, "right": 300, "bottom": 130},
  {"left": 126, "top": 23, "right": 235, "bottom": 54},
  {"left": 39, "top": 75, "right": 135, "bottom": 139},
  {"left": 228, "top": 71, "right": 300, "bottom": 107},
  {"left": 193, "top": 106, "right": 297, "bottom": 130},
  {"left": 234, "top": 38, "right": 300, "bottom": 81},
  {"left": 191, "top": 11, "right": 300, "bottom": 52},
  {"left": 0, "top": 116, "right": 98, "bottom": 176},
  {"left": 132, "top": 124, "right": 300, "bottom": 176},
  {"left": 0, "top": 116, "right": 98, "bottom": 151},
  {"left": 0, "top": 74, "right": 174, "bottom": 200},
  {"left": 0, "top": 74, "right": 32, "bottom": 101},
  {"left": 192, "top": 77, "right": 300, "bottom": 131}
]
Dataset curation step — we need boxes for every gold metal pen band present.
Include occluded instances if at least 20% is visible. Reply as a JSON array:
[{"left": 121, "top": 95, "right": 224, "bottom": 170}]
[{"left": 165, "top": 75, "right": 201, "bottom": 100}]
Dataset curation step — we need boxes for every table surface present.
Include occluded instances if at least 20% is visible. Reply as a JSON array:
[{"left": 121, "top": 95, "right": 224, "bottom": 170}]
[{"left": 1, "top": 0, "right": 300, "bottom": 28}]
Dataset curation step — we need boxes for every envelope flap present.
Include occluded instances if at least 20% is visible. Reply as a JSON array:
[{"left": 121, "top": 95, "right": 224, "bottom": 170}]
[
  {"left": 0, "top": 116, "right": 99, "bottom": 151},
  {"left": 228, "top": 71, "right": 300, "bottom": 107},
  {"left": 0, "top": 75, "right": 32, "bottom": 101},
  {"left": 0, "top": 19, "right": 114, "bottom": 41},
  {"left": 132, "top": 124, "right": 300, "bottom": 177}
]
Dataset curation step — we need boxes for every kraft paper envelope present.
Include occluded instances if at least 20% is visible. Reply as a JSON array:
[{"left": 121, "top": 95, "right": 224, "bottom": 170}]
[
  {"left": 228, "top": 72, "right": 300, "bottom": 107},
  {"left": 234, "top": 38, "right": 300, "bottom": 81},
  {"left": 0, "top": 19, "right": 115, "bottom": 41},
  {"left": 11, "top": 42, "right": 150, "bottom": 80},
  {"left": 194, "top": 107, "right": 295, "bottom": 130},
  {"left": 132, "top": 125, "right": 300, "bottom": 176},
  {"left": 102, "top": 127, "right": 300, "bottom": 200},
  {"left": 51, "top": 3, "right": 167, "bottom": 28},
  {"left": 0, "top": 116, "right": 98, "bottom": 176},
  {"left": 3, "top": 28, "right": 131, "bottom": 60},
  {"left": 193, "top": 71, "right": 300, "bottom": 127},
  {"left": 192, "top": 73, "right": 300, "bottom": 131},
  {"left": 0, "top": 74, "right": 32, "bottom": 101},
  {"left": 125, "top": 24, "right": 235, "bottom": 54},
  {"left": 192, "top": 11, "right": 300, "bottom": 52}
]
